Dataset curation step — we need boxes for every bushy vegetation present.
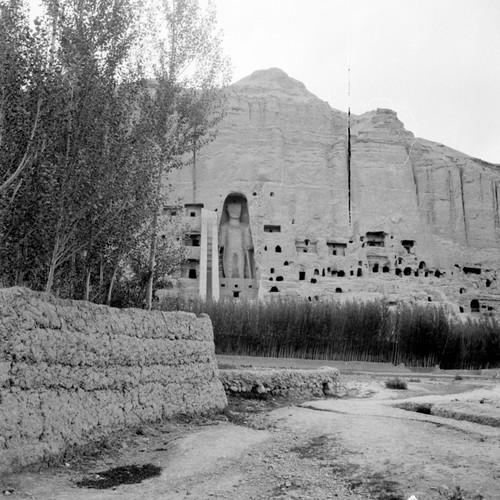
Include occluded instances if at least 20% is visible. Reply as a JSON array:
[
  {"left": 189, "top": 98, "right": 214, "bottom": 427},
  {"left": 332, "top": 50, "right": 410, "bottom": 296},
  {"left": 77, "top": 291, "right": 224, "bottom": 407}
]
[
  {"left": 385, "top": 378, "right": 408, "bottom": 390},
  {"left": 0, "top": 0, "right": 230, "bottom": 307},
  {"left": 160, "top": 298, "right": 500, "bottom": 370}
]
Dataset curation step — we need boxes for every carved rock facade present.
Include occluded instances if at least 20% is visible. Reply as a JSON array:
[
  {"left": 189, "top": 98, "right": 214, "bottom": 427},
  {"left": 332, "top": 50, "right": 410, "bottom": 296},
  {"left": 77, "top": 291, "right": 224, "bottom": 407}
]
[{"left": 167, "top": 68, "right": 500, "bottom": 315}]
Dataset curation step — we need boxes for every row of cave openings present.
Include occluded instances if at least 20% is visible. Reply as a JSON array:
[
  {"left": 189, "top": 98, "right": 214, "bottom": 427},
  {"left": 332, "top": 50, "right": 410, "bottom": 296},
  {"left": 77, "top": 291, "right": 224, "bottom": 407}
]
[{"left": 263, "top": 229, "right": 415, "bottom": 257}]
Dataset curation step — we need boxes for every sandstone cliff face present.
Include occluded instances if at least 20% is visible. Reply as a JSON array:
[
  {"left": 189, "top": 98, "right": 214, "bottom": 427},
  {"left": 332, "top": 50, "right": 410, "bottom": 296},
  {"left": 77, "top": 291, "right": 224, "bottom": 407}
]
[{"left": 167, "top": 68, "right": 500, "bottom": 313}]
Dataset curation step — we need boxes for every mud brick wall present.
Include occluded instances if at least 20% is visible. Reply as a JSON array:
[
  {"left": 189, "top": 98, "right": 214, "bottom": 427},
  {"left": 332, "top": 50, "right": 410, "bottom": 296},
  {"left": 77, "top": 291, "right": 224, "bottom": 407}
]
[
  {"left": 219, "top": 367, "right": 341, "bottom": 397},
  {"left": 0, "top": 287, "right": 227, "bottom": 473}
]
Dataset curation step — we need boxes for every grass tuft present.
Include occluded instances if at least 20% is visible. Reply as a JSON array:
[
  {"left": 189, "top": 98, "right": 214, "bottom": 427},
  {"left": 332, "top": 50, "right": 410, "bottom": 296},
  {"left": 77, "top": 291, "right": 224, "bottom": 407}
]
[{"left": 385, "top": 377, "right": 408, "bottom": 390}]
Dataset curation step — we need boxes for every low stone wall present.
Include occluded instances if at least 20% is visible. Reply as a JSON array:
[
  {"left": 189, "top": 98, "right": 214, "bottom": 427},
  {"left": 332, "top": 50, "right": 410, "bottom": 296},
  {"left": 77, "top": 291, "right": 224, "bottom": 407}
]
[
  {"left": 0, "top": 287, "right": 227, "bottom": 473},
  {"left": 219, "top": 367, "right": 341, "bottom": 397}
]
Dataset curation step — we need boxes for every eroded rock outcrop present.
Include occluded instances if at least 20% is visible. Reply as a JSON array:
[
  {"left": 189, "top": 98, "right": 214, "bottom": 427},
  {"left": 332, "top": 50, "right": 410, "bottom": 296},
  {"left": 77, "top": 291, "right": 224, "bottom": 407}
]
[{"left": 167, "top": 68, "right": 500, "bottom": 314}]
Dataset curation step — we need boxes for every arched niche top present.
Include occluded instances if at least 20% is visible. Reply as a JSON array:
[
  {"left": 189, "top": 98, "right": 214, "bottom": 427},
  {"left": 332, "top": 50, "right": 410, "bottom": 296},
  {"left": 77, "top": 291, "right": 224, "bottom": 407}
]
[{"left": 219, "top": 192, "right": 250, "bottom": 226}]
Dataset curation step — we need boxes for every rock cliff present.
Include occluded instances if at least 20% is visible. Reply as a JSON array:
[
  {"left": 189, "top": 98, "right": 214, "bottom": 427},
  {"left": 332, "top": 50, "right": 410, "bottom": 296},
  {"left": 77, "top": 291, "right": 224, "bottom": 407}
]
[{"left": 167, "top": 68, "right": 500, "bottom": 314}]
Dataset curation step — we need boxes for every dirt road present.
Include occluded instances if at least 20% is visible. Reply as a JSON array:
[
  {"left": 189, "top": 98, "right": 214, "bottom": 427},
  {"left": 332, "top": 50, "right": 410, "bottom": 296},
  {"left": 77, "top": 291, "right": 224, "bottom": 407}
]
[{"left": 2, "top": 360, "right": 499, "bottom": 500}]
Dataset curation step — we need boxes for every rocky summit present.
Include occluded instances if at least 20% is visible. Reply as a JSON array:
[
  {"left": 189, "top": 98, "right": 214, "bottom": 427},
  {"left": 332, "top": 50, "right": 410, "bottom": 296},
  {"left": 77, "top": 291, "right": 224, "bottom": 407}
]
[{"left": 166, "top": 68, "right": 500, "bottom": 316}]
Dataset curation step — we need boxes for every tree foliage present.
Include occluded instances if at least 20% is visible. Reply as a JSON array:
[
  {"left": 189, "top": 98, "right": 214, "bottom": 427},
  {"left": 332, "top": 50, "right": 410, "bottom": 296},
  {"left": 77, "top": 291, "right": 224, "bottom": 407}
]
[{"left": 0, "top": 0, "right": 230, "bottom": 305}]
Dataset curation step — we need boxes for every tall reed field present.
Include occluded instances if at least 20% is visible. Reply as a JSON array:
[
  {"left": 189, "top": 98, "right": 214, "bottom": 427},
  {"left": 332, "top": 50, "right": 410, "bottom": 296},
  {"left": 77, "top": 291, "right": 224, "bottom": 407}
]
[{"left": 159, "top": 298, "right": 500, "bottom": 369}]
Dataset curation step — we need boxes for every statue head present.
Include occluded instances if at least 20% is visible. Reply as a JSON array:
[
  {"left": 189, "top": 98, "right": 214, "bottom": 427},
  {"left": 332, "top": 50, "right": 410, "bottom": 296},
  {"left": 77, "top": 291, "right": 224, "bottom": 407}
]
[{"left": 227, "top": 201, "right": 242, "bottom": 220}]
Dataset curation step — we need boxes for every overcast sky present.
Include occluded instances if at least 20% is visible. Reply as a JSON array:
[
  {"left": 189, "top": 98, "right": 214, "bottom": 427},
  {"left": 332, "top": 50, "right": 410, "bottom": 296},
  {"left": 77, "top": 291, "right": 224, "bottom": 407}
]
[{"left": 215, "top": 0, "right": 500, "bottom": 164}]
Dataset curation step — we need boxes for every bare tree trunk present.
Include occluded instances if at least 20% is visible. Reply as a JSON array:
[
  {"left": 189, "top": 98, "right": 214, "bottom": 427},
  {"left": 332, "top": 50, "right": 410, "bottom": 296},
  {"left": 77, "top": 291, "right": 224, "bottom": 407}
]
[
  {"left": 145, "top": 161, "right": 164, "bottom": 310},
  {"left": 107, "top": 264, "right": 118, "bottom": 305},
  {"left": 145, "top": 210, "right": 158, "bottom": 310},
  {"left": 46, "top": 235, "right": 60, "bottom": 293},
  {"left": 84, "top": 268, "right": 91, "bottom": 301},
  {"left": 99, "top": 259, "right": 104, "bottom": 302}
]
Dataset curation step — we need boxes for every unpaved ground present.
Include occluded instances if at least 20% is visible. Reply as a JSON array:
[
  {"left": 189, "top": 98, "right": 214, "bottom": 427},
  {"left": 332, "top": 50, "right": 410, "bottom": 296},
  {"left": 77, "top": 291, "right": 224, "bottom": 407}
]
[{"left": 1, "top": 359, "right": 499, "bottom": 500}]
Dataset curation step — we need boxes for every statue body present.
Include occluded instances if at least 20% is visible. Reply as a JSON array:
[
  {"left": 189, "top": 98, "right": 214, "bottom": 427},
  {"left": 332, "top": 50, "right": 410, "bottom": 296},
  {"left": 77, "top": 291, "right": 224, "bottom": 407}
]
[{"left": 219, "top": 201, "right": 253, "bottom": 279}]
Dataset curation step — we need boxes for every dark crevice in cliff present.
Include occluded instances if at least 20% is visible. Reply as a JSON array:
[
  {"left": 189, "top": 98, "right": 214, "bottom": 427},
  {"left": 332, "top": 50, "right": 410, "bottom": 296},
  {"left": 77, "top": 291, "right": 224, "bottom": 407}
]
[
  {"left": 407, "top": 145, "right": 419, "bottom": 206},
  {"left": 347, "top": 109, "right": 352, "bottom": 226},
  {"left": 458, "top": 166, "right": 469, "bottom": 245},
  {"left": 494, "top": 182, "right": 500, "bottom": 232}
]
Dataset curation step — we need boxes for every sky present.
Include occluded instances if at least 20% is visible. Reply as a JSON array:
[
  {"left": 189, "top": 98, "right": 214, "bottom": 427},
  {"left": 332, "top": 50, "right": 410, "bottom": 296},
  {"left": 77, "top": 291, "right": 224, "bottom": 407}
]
[{"left": 214, "top": 0, "right": 500, "bottom": 164}]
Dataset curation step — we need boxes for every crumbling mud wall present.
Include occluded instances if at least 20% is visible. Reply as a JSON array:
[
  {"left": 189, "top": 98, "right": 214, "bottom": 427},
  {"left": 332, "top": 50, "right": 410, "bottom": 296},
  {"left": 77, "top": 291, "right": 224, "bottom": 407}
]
[
  {"left": 219, "top": 367, "right": 341, "bottom": 397},
  {"left": 0, "top": 287, "right": 227, "bottom": 473}
]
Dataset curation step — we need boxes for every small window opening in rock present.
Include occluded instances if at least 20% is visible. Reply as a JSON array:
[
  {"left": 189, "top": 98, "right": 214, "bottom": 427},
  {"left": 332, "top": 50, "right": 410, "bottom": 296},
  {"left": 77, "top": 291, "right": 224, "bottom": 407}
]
[
  {"left": 428, "top": 297, "right": 432, "bottom": 302},
  {"left": 372, "top": 263, "right": 379, "bottom": 273},
  {"left": 414, "top": 271, "right": 418, "bottom": 277},
  {"left": 335, "top": 287, "right": 342, "bottom": 293},
  {"left": 276, "top": 276, "right": 284, "bottom": 282},
  {"left": 459, "top": 306, "right": 464, "bottom": 313},
  {"left": 310, "top": 278, "right": 317, "bottom": 284},
  {"left": 269, "top": 277, "right": 274, "bottom": 281},
  {"left": 270, "top": 286, "right": 279, "bottom": 292},
  {"left": 292, "top": 219, "right": 295, "bottom": 224},
  {"left": 186, "top": 234, "right": 200, "bottom": 247},
  {"left": 314, "top": 269, "right": 319, "bottom": 275},
  {"left": 314, "top": 295, "right": 319, "bottom": 301},
  {"left": 264, "top": 246, "right": 267, "bottom": 251},
  {"left": 275, "top": 245, "right": 282, "bottom": 253},
  {"left": 161, "top": 235, "right": 166, "bottom": 239},
  {"left": 308, "top": 296, "right": 312, "bottom": 301},
  {"left": 338, "top": 270, "right": 346, "bottom": 277},
  {"left": 221, "top": 283, "right": 225, "bottom": 287},
  {"left": 264, "top": 225, "right": 281, "bottom": 233},
  {"left": 463, "top": 266, "right": 481, "bottom": 275},
  {"left": 190, "top": 212, "right": 196, "bottom": 217},
  {"left": 248, "top": 285, "right": 253, "bottom": 288},
  {"left": 459, "top": 288, "right": 465, "bottom": 294},
  {"left": 304, "top": 239, "right": 310, "bottom": 246},
  {"left": 233, "top": 291, "right": 240, "bottom": 298},
  {"left": 299, "top": 271, "right": 306, "bottom": 281},
  {"left": 303, "top": 249, "right": 308, "bottom": 253},
  {"left": 327, "top": 242, "right": 347, "bottom": 256},
  {"left": 366, "top": 231, "right": 385, "bottom": 247},
  {"left": 419, "top": 261, "right": 426, "bottom": 270},
  {"left": 470, "top": 299, "right": 480, "bottom": 313},
  {"left": 434, "top": 270, "right": 442, "bottom": 278},
  {"left": 486, "top": 279, "right": 492, "bottom": 287},
  {"left": 382, "top": 266, "right": 390, "bottom": 273},
  {"left": 188, "top": 269, "right": 197, "bottom": 279},
  {"left": 350, "top": 270, "right": 354, "bottom": 276},
  {"left": 270, "top": 268, "right": 275, "bottom": 274},
  {"left": 401, "top": 240, "right": 415, "bottom": 253},
  {"left": 284, "top": 261, "right": 289, "bottom": 266},
  {"left": 395, "top": 268, "right": 402, "bottom": 277},
  {"left": 253, "top": 192, "right": 257, "bottom": 196},
  {"left": 404, "top": 267, "right": 412, "bottom": 276},
  {"left": 425, "top": 271, "right": 429, "bottom": 277},
  {"left": 322, "top": 269, "right": 326, "bottom": 277},
  {"left": 398, "top": 257, "right": 403, "bottom": 265},
  {"left": 235, "top": 284, "right": 238, "bottom": 288},
  {"left": 270, "top": 192, "right": 274, "bottom": 197},
  {"left": 357, "top": 268, "right": 363, "bottom": 277},
  {"left": 488, "top": 306, "right": 494, "bottom": 311}
]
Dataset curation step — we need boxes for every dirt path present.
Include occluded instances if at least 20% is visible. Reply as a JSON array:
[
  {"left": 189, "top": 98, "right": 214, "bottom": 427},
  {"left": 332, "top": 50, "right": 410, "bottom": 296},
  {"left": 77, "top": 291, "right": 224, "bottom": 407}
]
[{"left": 2, "top": 364, "right": 499, "bottom": 500}]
